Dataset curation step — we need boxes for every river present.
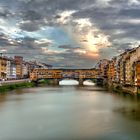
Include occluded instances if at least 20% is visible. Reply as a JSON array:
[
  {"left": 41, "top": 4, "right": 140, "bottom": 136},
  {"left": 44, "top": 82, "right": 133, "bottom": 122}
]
[{"left": 0, "top": 80, "right": 140, "bottom": 140}]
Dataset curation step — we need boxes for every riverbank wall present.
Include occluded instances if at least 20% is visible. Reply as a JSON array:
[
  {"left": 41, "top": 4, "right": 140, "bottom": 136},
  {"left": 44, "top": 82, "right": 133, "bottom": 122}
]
[{"left": 103, "top": 80, "right": 140, "bottom": 95}]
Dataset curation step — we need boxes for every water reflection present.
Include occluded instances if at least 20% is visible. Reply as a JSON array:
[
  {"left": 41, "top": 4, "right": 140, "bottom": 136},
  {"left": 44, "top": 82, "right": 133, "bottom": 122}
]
[
  {"left": 83, "top": 80, "right": 95, "bottom": 86},
  {"left": 0, "top": 83, "right": 140, "bottom": 139},
  {"left": 59, "top": 79, "right": 79, "bottom": 85},
  {"left": 59, "top": 79, "right": 95, "bottom": 86}
]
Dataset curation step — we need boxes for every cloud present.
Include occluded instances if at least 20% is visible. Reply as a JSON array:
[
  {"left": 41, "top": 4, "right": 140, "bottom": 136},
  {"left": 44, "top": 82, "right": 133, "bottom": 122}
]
[
  {"left": 0, "top": 33, "right": 20, "bottom": 47},
  {"left": 0, "top": 7, "right": 11, "bottom": 18},
  {"left": 22, "top": 10, "right": 42, "bottom": 21},
  {"left": 15, "top": 36, "right": 54, "bottom": 52},
  {"left": 118, "top": 8, "right": 140, "bottom": 18},
  {"left": 56, "top": 10, "right": 77, "bottom": 24},
  {"left": 41, "top": 48, "right": 66, "bottom": 55},
  {"left": 56, "top": 11, "right": 111, "bottom": 56},
  {"left": 58, "top": 44, "right": 72, "bottom": 49},
  {"left": 35, "top": 38, "right": 53, "bottom": 47},
  {"left": 19, "top": 21, "right": 42, "bottom": 32},
  {"left": 0, "top": 0, "right": 140, "bottom": 67},
  {"left": 119, "top": 18, "right": 140, "bottom": 24},
  {"left": 19, "top": 17, "right": 48, "bottom": 32}
]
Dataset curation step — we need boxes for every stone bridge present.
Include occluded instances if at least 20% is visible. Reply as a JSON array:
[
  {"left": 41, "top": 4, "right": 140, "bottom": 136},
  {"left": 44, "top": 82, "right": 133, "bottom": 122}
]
[{"left": 30, "top": 68, "right": 100, "bottom": 85}]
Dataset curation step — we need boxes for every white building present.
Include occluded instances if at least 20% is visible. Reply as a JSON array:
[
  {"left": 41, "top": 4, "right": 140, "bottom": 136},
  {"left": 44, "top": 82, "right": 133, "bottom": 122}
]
[
  {"left": 6, "top": 58, "right": 16, "bottom": 80},
  {"left": 22, "top": 62, "right": 29, "bottom": 78}
]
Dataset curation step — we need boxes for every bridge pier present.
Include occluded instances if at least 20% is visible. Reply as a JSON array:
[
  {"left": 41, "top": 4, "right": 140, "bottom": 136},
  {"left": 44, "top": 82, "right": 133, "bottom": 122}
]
[
  {"left": 53, "top": 79, "right": 59, "bottom": 86},
  {"left": 79, "top": 78, "right": 84, "bottom": 86}
]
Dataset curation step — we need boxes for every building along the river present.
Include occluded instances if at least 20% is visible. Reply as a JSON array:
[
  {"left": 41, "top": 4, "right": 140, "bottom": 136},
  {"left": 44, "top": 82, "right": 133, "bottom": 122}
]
[
  {"left": 0, "top": 55, "right": 53, "bottom": 81},
  {"left": 114, "top": 56, "right": 121, "bottom": 83},
  {"left": 124, "top": 51, "right": 131, "bottom": 85},
  {"left": 22, "top": 62, "right": 29, "bottom": 79},
  {"left": 14, "top": 56, "right": 23, "bottom": 79},
  {"left": 96, "top": 45, "right": 140, "bottom": 94},
  {"left": 97, "top": 59, "right": 109, "bottom": 78},
  {"left": 107, "top": 58, "right": 116, "bottom": 85},
  {"left": 130, "top": 47, "right": 140, "bottom": 85},
  {"left": 135, "top": 60, "right": 140, "bottom": 87},
  {"left": 0, "top": 57, "right": 7, "bottom": 80},
  {"left": 6, "top": 58, "right": 16, "bottom": 80}
]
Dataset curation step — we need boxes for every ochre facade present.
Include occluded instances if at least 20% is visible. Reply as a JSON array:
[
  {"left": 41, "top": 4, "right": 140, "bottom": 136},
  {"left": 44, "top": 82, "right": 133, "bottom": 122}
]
[{"left": 30, "top": 69, "right": 98, "bottom": 81}]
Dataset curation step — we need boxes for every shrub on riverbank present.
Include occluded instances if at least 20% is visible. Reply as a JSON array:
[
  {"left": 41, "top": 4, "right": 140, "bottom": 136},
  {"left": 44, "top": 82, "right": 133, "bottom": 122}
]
[
  {"left": 38, "top": 79, "right": 51, "bottom": 85},
  {"left": 0, "top": 82, "right": 35, "bottom": 92}
]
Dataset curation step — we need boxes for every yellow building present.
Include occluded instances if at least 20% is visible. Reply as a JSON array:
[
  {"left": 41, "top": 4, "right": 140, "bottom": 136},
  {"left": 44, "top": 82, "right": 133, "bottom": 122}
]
[
  {"left": 0, "top": 57, "right": 7, "bottom": 80},
  {"left": 118, "top": 46, "right": 140, "bottom": 86},
  {"left": 107, "top": 59, "right": 116, "bottom": 83},
  {"left": 16, "top": 63, "right": 23, "bottom": 79},
  {"left": 119, "top": 50, "right": 131, "bottom": 85},
  {"left": 14, "top": 56, "right": 23, "bottom": 79},
  {"left": 129, "top": 47, "right": 140, "bottom": 85},
  {"left": 135, "top": 61, "right": 140, "bottom": 86},
  {"left": 124, "top": 54, "right": 131, "bottom": 85}
]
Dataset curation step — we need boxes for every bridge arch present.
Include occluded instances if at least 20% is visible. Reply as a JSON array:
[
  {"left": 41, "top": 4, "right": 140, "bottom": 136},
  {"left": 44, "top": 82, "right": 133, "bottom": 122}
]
[{"left": 83, "top": 79, "right": 95, "bottom": 85}]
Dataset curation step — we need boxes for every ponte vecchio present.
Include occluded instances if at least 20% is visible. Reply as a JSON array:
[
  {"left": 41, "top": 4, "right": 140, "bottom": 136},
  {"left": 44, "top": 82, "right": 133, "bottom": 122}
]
[{"left": 30, "top": 68, "right": 99, "bottom": 85}]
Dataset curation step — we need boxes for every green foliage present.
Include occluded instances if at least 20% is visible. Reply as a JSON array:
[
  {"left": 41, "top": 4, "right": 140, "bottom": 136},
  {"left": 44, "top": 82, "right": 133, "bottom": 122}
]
[
  {"left": 0, "top": 82, "right": 35, "bottom": 93},
  {"left": 38, "top": 79, "right": 51, "bottom": 85}
]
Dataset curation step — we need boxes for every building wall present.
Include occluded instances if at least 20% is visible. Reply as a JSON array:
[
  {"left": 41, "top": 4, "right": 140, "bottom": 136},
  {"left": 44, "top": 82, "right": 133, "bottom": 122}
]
[
  {"left": 98, "top": 59, "right": 109, "bottom": 78},
  {"left": 14, "top": 56, "right": 23, "bottom": 79},
  {"left": 136, "top": 61, "right": 140, "bottom": 86},
  {"left": 0, "top": 57, "right": 7, "bottom": 80},
  {"left": 115, "top": 56, "right": 121, "bottom": 83},
  {"left": 6, "top": 60, "right": 11, "bottom": 79},
  {"left": 129, "top": 50, "right": 137, "bottom": 85},
  {"left": 16, "top": 63, "right": 22, "bottom": 79},
  {"left": 125, "top": 56, "right": 131, "bottom": 85},
  {"left": 10, "top": 62, "right": 16, "bottom": 79},
  {"left": 22, "top": 63, "right": 29, "bottom": 78},
  {"left": 119, "top": 52, "right": 129, "bottom": 85},
  {"left": 107, "top": 59, "right": 116, "bottom": 83}
]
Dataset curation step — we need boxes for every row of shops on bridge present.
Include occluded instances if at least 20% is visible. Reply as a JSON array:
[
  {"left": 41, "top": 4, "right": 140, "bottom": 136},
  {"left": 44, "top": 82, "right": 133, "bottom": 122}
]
[
  {"left": 0, "top": 56, "right": 52, "bottom": 81},
  {"left": 30, "top": 69, "right": 99, "bottom": 81}
]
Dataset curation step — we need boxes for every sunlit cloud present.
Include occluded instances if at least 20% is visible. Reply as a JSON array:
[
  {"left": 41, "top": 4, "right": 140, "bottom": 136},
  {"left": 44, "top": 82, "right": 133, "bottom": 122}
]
[
  {"left": 96, "top": 0, "right": 112, "bottom": 7},
  {"left": 56, "top": 11, "right": 111, "bottom": 58},
  {"left": 0, "top": 49, "right": 7, "bottom": 52},
  {"left": 41, "top": 48, "right": 65, "bottom": 54},
  {"left": 117, "top": 18, "right": 140, "bottom": 24},
  {"left": 129, "top": 41, "right": 140, "bottom": 48},
  {"left": 128, "top": 0, "right": 140, "bottom": 5},
  {"left": 0, "top": 19, "right": 21, "bottom": 38},
  {"left": 73, "top": 49, "right": 86, "bottom": 54},
  {"left": 35, "top": 38, "right": 54, "bottom": 46},
  {"left": 73, "top": 18, "right": 111, "bottom": 52}
]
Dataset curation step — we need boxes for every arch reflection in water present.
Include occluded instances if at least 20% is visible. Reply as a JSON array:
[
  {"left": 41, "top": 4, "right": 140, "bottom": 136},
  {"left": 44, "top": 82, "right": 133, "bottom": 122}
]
[
  {"left": 59, "top": 79, "right": 79, "bottom": 85},
  {"left": 59, "top": 79, "right": 95, "bottom": 86}
]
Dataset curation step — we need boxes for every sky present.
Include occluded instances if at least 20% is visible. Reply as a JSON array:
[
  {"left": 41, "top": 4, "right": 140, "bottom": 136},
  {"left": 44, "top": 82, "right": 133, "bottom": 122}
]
[{"left": 0, "top": 0, "right": 140, "bottom": 68}]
